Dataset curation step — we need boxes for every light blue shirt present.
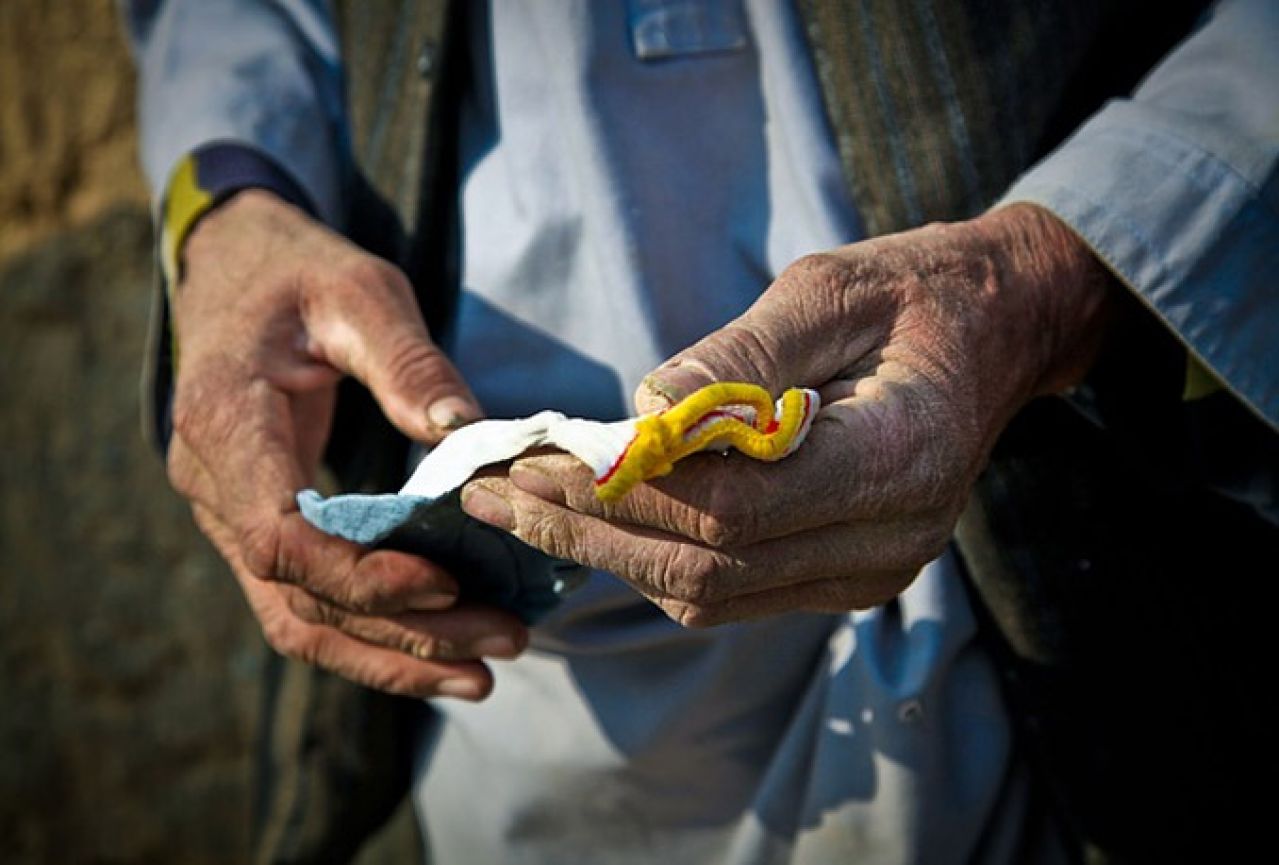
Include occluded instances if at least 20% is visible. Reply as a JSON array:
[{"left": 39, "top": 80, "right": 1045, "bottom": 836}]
[{"left": 1001, "top": 0, "right": 1279, "bottom": 431}]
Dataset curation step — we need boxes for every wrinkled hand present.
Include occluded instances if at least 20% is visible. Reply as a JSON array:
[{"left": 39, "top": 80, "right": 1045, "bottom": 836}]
[
  {"left": 461, "top": 204, "right": 1113, "bottom": 626},
  {"left": 168, "top": 189, "right": 527, "bottom": 699}
]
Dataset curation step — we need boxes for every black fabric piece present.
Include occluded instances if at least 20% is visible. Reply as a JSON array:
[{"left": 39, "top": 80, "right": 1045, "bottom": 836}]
[
  {"left": 1033, "top": 0, "right": 1214, "bottom": 160},
  {"left": 958, "top": 384, "right": 1277, "bottom": 862}
]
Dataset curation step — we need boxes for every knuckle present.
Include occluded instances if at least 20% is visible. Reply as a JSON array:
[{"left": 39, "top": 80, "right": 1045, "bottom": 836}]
[
  {"left": 345, "top": 557, "right": 399, "bottom": 613},
  {"left": 659, "top": 599, "right": 715, "bottom": 629},
  {"left": 169, "top": 378, "right": 205, "bottom": 436},
  {"left": 338, "top": 254, "right": 411, "bottom": 298},
  {"left": 351, "top": 578, "right": 396, "bottom": 615},
  {"left": 282, "top": 588, "right": 335, "bottom": 627},
  {"left": 781, "top": 253, "right": 847, "bottom": 293},
  {"left": 521, "top": 509, "right": 575, "bottom": 560},
  {"left": 170, "top": 385, "right": 218, "bottom": 448},
  {"left": 680, "top": 601, "right": 736, "bottom": 629},
  {"left": 240, "top": 522, "right": 283, "bottom": 579},
  {"left": 677, "top": 605, "right": 712, "bottom": 628},
  {"left": 382, "top": 334, "right": 448, "bottom": 388},
  {"left": 694, "top": 509, "right": 738, "bottom": 550},
  {"left": 695, "top": 485, "right": 754, "bottom": 549},
  {"left": 911, "top": 523, "right": 952, "bottom": 565},
  {"left": 720, "top": 323, "right": 786, "bottom": 387},
  {"left": 658, "top": 546, "right": 732, "bottom": 606},
  {"left": 260, "top": 614, "right": 302, "bottom": 658}
]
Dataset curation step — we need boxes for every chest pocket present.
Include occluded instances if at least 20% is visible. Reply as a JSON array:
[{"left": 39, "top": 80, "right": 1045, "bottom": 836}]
[{"left": 627, "top": 0, "right": 749, "bottom": 60}]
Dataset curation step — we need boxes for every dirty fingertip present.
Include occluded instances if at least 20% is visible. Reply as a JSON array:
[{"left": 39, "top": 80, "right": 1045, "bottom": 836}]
[
  {"left": 427, "top": 395, "right": 482, "bottom": 434},
  {"left": 635, "top": 362, "right": 712, "bottom": 414}
]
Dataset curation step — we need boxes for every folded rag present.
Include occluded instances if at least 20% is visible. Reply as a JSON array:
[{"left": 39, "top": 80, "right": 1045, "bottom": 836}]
[{"left": 299, "top": 383, "right": 820, "bottom": 622}]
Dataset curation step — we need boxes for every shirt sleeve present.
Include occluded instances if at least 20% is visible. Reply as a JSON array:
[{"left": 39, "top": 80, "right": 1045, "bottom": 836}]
[
  {"left": 999, "top": 0, "right": 1279, "bottom": 430},
  {"left": 122, "top": 1, "right": 349, "bottom": 450},
  {"left": 122, "top": 0, "right": 348, "bottom": 228}
]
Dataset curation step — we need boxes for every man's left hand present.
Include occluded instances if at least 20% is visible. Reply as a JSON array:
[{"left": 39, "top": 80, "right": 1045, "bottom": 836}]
[{"left": 460, "top": 204, "right": 1114, "bottom": 626}]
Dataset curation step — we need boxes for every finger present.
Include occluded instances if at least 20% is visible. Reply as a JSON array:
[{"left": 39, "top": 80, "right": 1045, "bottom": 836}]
[
  {"left": 267, "top": 510, "right": 461, "bottom": 611},
  {"left": 460, "top": 478, "right": 945, "bottom": 613},
  {"left": 178, "top": 366, "right": 464, "bottom": 612},
  {"left": 654, "top": 571, "right": 918, "bottom": 628},
  {"left": 201, "top": 505, "right": 521, "bottom": 660},
  {"left": 278, "top": 588, "right": 529, "bottom": 661},
  {"left": 633, "top": 253, "right": 892, "bottom": 413},
  {"left": 197, "top": 507, "right": 498, "bottom": 700},
  {"left": 508, "top": 379, "right": 957, "bottom": 548},
  {"left": 193, "top": 504, "right": 458, "bottom": 614},
  {"left": 243, "top": 573, "right": 497, "bottom": 701},
  {"left": 305, "top": 258, "right": 483, "bottom": 443}
]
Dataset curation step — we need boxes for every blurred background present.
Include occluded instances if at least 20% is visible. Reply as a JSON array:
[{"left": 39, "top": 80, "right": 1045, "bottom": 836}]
[{"left": 0, "top": 3, "right": 411, "bottom": 861}]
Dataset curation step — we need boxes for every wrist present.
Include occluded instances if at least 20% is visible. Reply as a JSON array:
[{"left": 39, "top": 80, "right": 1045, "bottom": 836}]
[
  {"left": 182, "top": 188, "right": 299, "bottom": 270},
  {"left": 161, "top": 142, "right": 317, "bottom": 291},
  {"left": 974, "top": 202, "right": 1117, "bottom": 399}
]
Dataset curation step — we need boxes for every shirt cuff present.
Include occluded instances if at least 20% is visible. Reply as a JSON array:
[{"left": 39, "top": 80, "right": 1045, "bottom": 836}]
[
  {"left": 159, "top": 141, "right": 317, "bottom": 292},
  {"left": 999, "top": 100, "right": 1279, "bottom": 430}
]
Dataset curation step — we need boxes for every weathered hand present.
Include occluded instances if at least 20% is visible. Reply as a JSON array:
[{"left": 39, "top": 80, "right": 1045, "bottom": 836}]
[
  {"left": 461, "top": 204, "right": 1113, "bottom": 626},
  {"left": 168, "top": 189, "right": 527, "bottom": 699}
]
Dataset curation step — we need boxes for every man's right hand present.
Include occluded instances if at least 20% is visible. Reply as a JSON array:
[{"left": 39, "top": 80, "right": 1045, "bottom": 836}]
[{"left": 168, "top": 189, "right": 528, "bottom": 700}]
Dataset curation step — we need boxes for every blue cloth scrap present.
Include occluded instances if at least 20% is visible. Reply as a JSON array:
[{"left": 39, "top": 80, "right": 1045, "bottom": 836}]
[{"left": 297, "top": 489, "right": 588, "bottom": 624}]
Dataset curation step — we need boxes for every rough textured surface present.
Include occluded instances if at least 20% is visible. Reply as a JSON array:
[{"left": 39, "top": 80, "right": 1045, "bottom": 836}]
[
  {"left": 0, "top": 207, "right": 261, "bottom": 862},
  {"left": 0, "top": 0, "right": 148, "bottom": 261},
  {"left": 0, "top": 3, "right": 421, "bottom": 862}
]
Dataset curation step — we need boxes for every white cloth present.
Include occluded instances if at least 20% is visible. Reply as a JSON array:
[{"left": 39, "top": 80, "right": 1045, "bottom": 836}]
[{"left": 400, "top": 412, "right": 635, "bottom": 499}]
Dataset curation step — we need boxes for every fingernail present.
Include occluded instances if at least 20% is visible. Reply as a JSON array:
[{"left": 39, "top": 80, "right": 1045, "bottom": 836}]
[
  {"left": 408, "top": 589, "right": 456, "bottom": 611},
  {"left": 474, "top": 635, "right": 520, "bottom": 658},
  {"left": 638, "top": 373, "right": 682, "bottom": 412},
  {"left": 415, "top": 639, "right": 453, "bottom": 660},
  {"left": 461, "top": 483, "right": 515, "bottom": 530},
  {"left": 427, "top": 395, "right": 481, "bottom": 432},
  {"left": 509, "top": 462, "right": 565, "bottom": 505},
  {"left": 437, "top": 678, "right": 485, "bottom": 700},
  {"left": 637, "top": 363, "right": 712, "bottom": 413}
]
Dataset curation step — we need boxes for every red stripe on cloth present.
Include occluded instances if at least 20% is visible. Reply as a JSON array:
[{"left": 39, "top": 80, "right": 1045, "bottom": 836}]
[{"left": 595, "top": 435, "right": 637, "bottom": 487}]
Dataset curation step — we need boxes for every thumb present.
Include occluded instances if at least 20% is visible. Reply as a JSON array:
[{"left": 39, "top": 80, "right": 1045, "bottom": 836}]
[
  {"left": 636, "top": 252, "right": 894, "bottom": 415},
  {"left": 309, "top": 260, "right": 482, "bottom": 443},
  {"left": 634, "top": 292, "right": 811, "bottom": 415},
  {"left": 635, "top": 321, "right": 801, "bottom": 415}
]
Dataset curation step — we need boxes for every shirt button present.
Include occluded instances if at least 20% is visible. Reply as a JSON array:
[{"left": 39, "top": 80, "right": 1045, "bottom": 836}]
[{"left": 897, "top": 699, "right": 924, "bottom": 724}]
